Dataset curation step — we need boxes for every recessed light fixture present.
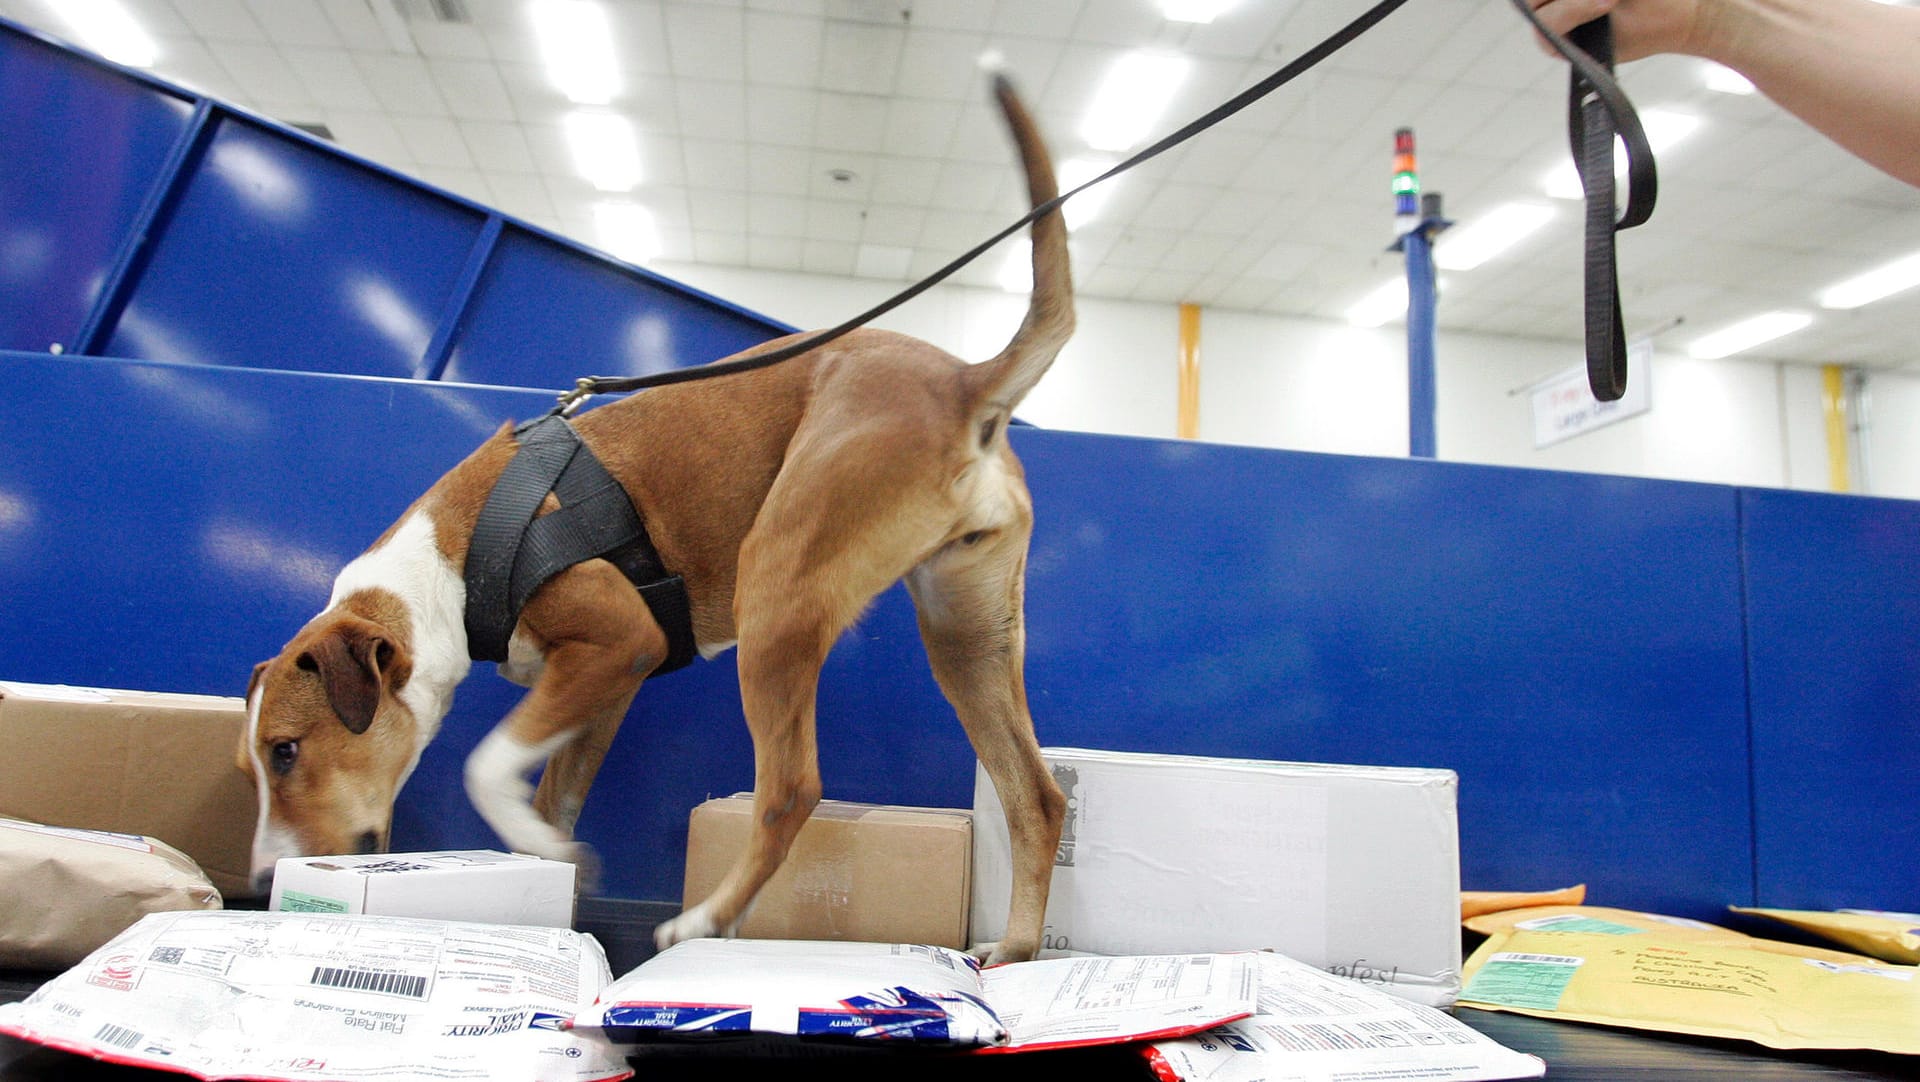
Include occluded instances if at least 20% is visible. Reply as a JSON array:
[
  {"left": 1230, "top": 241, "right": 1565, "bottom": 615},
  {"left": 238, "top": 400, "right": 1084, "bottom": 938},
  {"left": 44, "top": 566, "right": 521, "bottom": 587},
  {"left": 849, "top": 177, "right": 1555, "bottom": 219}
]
[
  {"left": 563, "top": 111, "right": 641, "bottom": 191},
  {"left": 1161, "top": 0, "right": 1236, "bottom": 23},
  {"left": 592, "top": 202, "right": 659, "bottom": 264},
  {"left": 1686, "top": 311, "right": 1813, "bottom": 359},
  {"left": 1080, "top": 51, "right": 1191, "bottom": 153},
  {"left": 1345, "top": 278, "right": 1408, "bottom": 328},
  {"left": 1542, "top": 108, "right": 1701, "bottom": 200},
  {"left": 1817, "top": 250, "right": 1920, "bottom": 309},
  {"left": 55, "top": 0, "right": 158, "bottom": 67},
  {"left": 1433, "top": 202, "right": 1555, "bottom": 271},
  {"left": 531, "top": 0, "right": 621, "bottom": 105}
]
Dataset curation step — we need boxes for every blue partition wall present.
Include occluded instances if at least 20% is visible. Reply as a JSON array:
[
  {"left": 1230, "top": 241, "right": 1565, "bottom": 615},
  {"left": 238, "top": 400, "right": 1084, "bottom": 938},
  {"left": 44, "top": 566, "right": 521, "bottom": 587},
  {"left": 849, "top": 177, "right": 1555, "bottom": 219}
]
[
  {"left": 1743, "top": 490, "right": 1920, "bottom": 909},
  {"left": 0, "top": 18, "right": 790, "bottom": 388},
  {"left": 8, "top": 350, "right": 1912, "bottom": 917}
]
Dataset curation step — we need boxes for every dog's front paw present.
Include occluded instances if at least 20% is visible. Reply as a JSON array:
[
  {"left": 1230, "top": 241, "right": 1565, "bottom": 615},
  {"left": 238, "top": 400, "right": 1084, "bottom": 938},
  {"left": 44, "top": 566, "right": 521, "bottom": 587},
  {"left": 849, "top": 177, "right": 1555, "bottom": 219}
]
[
  {"left": 563, "top": 841, "right": 602, "bottom": 895},
  {"left": 970, "top": 939, "right": 1040, "bottom": 966},
  {"left": 653, "top": 904, "right": 721, "bottom": 952}
]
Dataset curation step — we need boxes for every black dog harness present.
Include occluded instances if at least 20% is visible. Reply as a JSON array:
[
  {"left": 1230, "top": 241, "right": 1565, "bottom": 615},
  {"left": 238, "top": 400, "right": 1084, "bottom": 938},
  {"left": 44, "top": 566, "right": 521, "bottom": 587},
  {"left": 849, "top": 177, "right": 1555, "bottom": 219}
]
[{"left": 462, "top": 414, "right": 697, "bottom": 675}]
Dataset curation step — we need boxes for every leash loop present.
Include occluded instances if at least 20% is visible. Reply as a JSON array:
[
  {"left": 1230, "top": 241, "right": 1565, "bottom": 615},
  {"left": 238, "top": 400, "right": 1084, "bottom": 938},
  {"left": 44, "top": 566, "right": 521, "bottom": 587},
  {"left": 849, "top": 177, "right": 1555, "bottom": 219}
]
[{"left": 1508, "top": 0, "right": 1658, "bottom": 401}]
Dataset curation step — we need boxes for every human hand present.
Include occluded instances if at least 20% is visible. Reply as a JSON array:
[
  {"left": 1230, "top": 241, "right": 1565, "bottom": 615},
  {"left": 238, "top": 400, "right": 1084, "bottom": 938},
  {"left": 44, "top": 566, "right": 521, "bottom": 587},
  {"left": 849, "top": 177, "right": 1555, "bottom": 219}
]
[{"left": 1525, "top": 0, "right": 1710, "bottom": 63}]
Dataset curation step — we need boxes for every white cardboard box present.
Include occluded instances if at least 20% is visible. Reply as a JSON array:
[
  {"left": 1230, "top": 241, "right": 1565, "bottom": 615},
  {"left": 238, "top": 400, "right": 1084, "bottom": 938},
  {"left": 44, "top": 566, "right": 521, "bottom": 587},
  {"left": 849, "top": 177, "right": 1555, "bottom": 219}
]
[
  {"left": 269, "top": 850, "right": 576, "bottom": 928},
  {"left": 972, "top": 747, "right": 1461, "bottom": 1006}
]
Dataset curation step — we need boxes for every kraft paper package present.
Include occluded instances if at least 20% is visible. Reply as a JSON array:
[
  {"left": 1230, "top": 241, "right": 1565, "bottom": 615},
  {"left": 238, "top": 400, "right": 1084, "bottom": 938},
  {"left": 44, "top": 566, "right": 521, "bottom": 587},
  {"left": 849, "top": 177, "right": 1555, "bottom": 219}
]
[
  {"left": 1459, "top": 905, "right": 1920, "bottom": 1054},
  {"left": 0, "top": 817, "right": 221, "bottom": 969},
  {"left": 1460, "top": 884, "right": 1586, "bottom": 920},
  {"left": 1731, "top": 906, "right": 1920, "bottom": 965}
]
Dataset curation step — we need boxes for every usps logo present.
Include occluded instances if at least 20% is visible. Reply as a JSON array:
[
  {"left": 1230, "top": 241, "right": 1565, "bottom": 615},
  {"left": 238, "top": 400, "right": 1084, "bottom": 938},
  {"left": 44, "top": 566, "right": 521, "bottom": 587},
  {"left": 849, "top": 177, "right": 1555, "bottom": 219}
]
[{"left": 87, "top": 954, "right": 139, "bottom": 992}]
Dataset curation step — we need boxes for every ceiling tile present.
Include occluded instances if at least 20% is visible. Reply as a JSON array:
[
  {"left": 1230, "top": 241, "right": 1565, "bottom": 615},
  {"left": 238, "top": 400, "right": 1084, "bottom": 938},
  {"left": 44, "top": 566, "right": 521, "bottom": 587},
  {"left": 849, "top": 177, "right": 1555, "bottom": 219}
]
[
  {"left": 391, "top": 115, "right": 474, "bottom": 169},
  {"left": 356, "top": 52, "right": 450, "bottom": 114},
  {"left": 460, "top": 119, "right": 536, "bottom": 173},
  {"left": 429, "top": 58, "right": 514, "bottom": 122},
  {"left": 820, "top": 20, "right": 903, "bottom": 95},
  {"left": 170, "top": 0, "right": 269, "bottom": 42},
  {"left": 665, "top": 2, "right": 746, "bottom": 80},
  {"left": 744, "top": 12, "right": 823, "bottom": 88}
]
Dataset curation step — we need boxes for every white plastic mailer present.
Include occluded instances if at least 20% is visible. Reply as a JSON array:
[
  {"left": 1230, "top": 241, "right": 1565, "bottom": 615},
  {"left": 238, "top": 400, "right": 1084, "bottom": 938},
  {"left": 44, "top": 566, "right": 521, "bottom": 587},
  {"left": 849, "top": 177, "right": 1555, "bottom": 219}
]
[{"left": 0, "top": 910, "right": 631, "bottom": 1082}]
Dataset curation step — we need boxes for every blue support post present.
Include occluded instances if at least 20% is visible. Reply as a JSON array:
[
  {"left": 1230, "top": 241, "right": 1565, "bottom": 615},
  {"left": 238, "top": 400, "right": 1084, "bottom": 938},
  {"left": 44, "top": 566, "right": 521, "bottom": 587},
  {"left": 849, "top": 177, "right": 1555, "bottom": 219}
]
[
  {"left": 1402, "top": 222, "right": 1438, "bottom": 459},
  {"left": 1390, "top": 129, "right": 1449, "bottom": 460}
]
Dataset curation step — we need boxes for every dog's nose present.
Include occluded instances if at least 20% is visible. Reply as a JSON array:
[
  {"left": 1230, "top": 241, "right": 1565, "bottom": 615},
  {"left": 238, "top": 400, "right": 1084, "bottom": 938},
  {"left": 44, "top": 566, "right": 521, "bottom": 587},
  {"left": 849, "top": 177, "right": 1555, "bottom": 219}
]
[
  {"left": 354, "top": 830, "right": 381, "bottom": 855},
  {"left": 250, "top": 868, "right": 275, "bottom": 896}
]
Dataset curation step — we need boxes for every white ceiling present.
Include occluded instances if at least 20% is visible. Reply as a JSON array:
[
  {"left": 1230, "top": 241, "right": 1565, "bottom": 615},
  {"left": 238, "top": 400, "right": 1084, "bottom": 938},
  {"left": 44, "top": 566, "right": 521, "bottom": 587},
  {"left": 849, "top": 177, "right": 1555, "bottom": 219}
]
[{"left": 7, "top": 0, "right": 1918, "bottom": 369}]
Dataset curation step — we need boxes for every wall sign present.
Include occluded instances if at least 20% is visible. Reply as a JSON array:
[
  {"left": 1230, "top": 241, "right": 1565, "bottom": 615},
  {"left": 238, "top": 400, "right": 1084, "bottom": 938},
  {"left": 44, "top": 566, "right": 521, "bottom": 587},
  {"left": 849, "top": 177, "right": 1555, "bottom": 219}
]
[{"left": 1531, "top": 337, "right": 1653, "bottom": 448}]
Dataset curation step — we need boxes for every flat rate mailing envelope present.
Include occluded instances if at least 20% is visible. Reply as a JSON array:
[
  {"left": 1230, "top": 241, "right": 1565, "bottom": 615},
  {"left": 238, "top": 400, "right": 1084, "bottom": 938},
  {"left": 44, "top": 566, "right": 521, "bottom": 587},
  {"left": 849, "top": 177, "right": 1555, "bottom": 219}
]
[{"left": 0, "top": 910, "right": 631, "bottom": 1082}]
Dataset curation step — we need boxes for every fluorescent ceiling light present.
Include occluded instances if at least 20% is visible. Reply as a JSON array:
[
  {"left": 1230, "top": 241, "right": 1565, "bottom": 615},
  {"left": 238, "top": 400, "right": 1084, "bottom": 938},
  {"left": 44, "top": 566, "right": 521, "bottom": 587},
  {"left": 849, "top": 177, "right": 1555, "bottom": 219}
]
[
  {"left": 1687, "top": 311, "right": 1813, "bottom": 359},
  {"left": 1058, "top": 157, "right": 1118, "bottom": 230},
  {"left": 1701, "top": 62, "right": 1755, "bottom": 95},
  {"left": 593, "top": 202, "right": 659, "bottom": 264},
  {"left": 1433, "top": 202, "right": 1554, "bottom": 271},
  {"left": 1345, "top": 278, "right": 1408, "bottom": 328},
  {"left": 1080, "top": 51, "right": 1190, "bottom": 153},
  {"left": 564, "top": 111, "right": 641, "bottom": 191},
  {"left": 998, "top": 240, "right": 1033, "bottom": 293},
  {"left": 1542, "top": 108, "right": 1701, "bottom": 199},
  {"left": 56, "top": 0, "right": 158, "bottom": 67},
  {"left": 1817, "top": 250, "right": 1920, "bottom": 309},
  {"left": 1162, "top": 0, "right": 1236, "bottom": 22},
  {"left": 532, "top": 0, "right": 621, "bottom": 105}
]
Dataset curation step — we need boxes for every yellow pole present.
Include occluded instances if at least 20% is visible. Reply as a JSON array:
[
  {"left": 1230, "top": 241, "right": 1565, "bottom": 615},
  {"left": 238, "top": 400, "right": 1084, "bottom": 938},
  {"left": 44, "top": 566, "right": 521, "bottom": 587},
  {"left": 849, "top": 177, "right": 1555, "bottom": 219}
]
[
  {"left": 1177, "top": 303, "right": 1201, "bottom": 439},
  {"left": 1821, "top": 364, "right": 1850, "bottom": 493}
]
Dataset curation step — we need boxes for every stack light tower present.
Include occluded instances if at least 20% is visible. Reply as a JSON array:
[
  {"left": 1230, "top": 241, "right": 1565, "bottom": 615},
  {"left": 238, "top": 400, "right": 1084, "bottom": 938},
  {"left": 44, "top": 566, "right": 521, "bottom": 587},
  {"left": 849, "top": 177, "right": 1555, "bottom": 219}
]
[{"left": 1390, "top": 127, "right": 1450, "bottom": 460}]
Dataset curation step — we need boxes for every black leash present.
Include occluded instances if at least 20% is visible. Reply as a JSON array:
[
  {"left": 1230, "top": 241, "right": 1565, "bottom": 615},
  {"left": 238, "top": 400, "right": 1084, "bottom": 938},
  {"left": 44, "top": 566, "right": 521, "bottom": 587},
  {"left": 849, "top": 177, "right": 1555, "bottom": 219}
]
[
  {"left": 1507, "top": 0, "right": 1657, "bottom": 402},
  {"left": 550, "top": 0, "right": 1653, "bottom": 415}
]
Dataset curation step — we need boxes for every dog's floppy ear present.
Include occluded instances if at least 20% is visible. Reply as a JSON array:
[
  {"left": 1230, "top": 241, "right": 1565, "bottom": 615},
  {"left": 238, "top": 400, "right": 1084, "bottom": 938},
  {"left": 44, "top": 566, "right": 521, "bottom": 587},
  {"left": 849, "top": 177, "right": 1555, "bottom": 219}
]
[
  {"left": 300, "top": 624, "right": 408, "bottom": 735},
  {"left": 245, "top": 660, "right": 271, "bottom": 701}
]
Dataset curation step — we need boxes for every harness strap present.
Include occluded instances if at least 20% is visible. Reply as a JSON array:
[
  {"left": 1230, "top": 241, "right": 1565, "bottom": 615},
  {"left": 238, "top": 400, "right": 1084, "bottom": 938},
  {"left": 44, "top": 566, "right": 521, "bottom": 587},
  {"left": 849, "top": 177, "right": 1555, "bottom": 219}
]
[{"left": 463, "top": 415, "right": 697, "bottom": 675}]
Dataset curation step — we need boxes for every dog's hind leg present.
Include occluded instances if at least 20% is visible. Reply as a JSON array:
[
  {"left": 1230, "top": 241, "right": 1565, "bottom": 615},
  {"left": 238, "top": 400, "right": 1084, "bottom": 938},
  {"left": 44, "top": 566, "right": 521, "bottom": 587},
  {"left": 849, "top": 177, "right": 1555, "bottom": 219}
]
[
  {"left": 905, "top": 518, "right": 1064, "bottom": 965},
  {"left": 654, "top": 408, "right": 957, "bottom": 950}
]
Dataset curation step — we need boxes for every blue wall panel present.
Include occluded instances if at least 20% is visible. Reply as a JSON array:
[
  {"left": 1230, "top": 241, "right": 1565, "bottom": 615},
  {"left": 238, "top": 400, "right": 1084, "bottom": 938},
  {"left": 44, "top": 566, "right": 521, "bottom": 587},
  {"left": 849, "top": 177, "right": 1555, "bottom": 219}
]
[
  {"left": 99, "top": 117, "right": 487, "bottom": 378},
  {"left": 1, "top": 17, "right": 789, "bottom": 389},
  {"left": 0, "top": 28, "right": 193, "bottom": 354},
  {"left": 438, "top": 226, "right": 788, "bottom": 388},
  {"left": 0, "top": 352, "right": 1773, "bottom": 911},
  {"left": 1743, "top": 489, "right": 1920, "bottom": 911}
]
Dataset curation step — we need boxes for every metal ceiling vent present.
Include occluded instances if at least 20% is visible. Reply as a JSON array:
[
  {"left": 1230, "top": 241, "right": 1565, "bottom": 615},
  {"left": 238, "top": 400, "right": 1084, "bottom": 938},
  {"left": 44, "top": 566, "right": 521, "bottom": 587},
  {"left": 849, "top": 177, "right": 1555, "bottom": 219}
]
[{"left": 392, "top": 0, "right": 473, "bottom": 25}]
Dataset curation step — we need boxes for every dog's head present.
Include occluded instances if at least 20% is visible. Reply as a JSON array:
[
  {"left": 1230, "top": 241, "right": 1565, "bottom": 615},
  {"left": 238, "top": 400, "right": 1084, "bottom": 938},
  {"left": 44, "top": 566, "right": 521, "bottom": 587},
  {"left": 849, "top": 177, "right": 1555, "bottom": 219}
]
[{"left": 239, "top": 610, "right": 419, "bottom": 892}]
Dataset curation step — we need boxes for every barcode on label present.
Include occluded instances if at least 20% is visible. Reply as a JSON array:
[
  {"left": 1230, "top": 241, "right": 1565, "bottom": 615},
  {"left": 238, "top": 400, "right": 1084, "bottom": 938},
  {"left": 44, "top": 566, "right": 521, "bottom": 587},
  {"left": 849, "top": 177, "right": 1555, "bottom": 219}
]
[
  {"left": 1489, "top": 952, "right": 1584, "bottom": 966},
  {"left": 94, "top": 1023, "right": 143, "bottom": 1049},
  {"left": 310, "top": 966, "right": 427, "bottom": 999}
]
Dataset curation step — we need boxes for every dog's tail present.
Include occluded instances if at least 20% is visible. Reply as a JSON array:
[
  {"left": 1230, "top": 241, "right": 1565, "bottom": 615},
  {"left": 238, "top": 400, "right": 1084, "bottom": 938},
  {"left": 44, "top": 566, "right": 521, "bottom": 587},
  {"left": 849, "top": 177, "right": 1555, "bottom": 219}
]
[{"left": 963, "top": 74, "right": 1074, "bottom": 427}]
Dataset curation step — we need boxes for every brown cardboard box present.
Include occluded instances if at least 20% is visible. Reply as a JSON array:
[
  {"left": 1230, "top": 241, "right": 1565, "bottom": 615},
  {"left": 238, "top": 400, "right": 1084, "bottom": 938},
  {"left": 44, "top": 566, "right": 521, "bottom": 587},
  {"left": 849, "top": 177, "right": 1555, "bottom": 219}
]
[
  {"left": 684, "top": 795, "right": 972, "bottom": 948},
  {"left": 0, "top": 682, "right": 258, "bottom": 898}
]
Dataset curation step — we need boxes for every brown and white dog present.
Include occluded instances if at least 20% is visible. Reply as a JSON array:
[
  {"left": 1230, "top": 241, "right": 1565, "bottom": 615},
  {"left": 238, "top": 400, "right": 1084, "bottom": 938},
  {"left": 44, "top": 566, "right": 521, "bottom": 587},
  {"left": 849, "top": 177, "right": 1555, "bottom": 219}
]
[{"left": 238, "top": 76, "right": 1071, "bottom": 964}]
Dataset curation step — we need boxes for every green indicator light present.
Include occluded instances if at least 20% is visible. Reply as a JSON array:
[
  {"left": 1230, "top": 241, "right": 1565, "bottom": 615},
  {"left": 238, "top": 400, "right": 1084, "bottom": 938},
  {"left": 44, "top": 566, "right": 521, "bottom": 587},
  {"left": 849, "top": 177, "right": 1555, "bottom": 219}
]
[{"left": 1392, "top": 172, "right": 1419, "bottom": 195}]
